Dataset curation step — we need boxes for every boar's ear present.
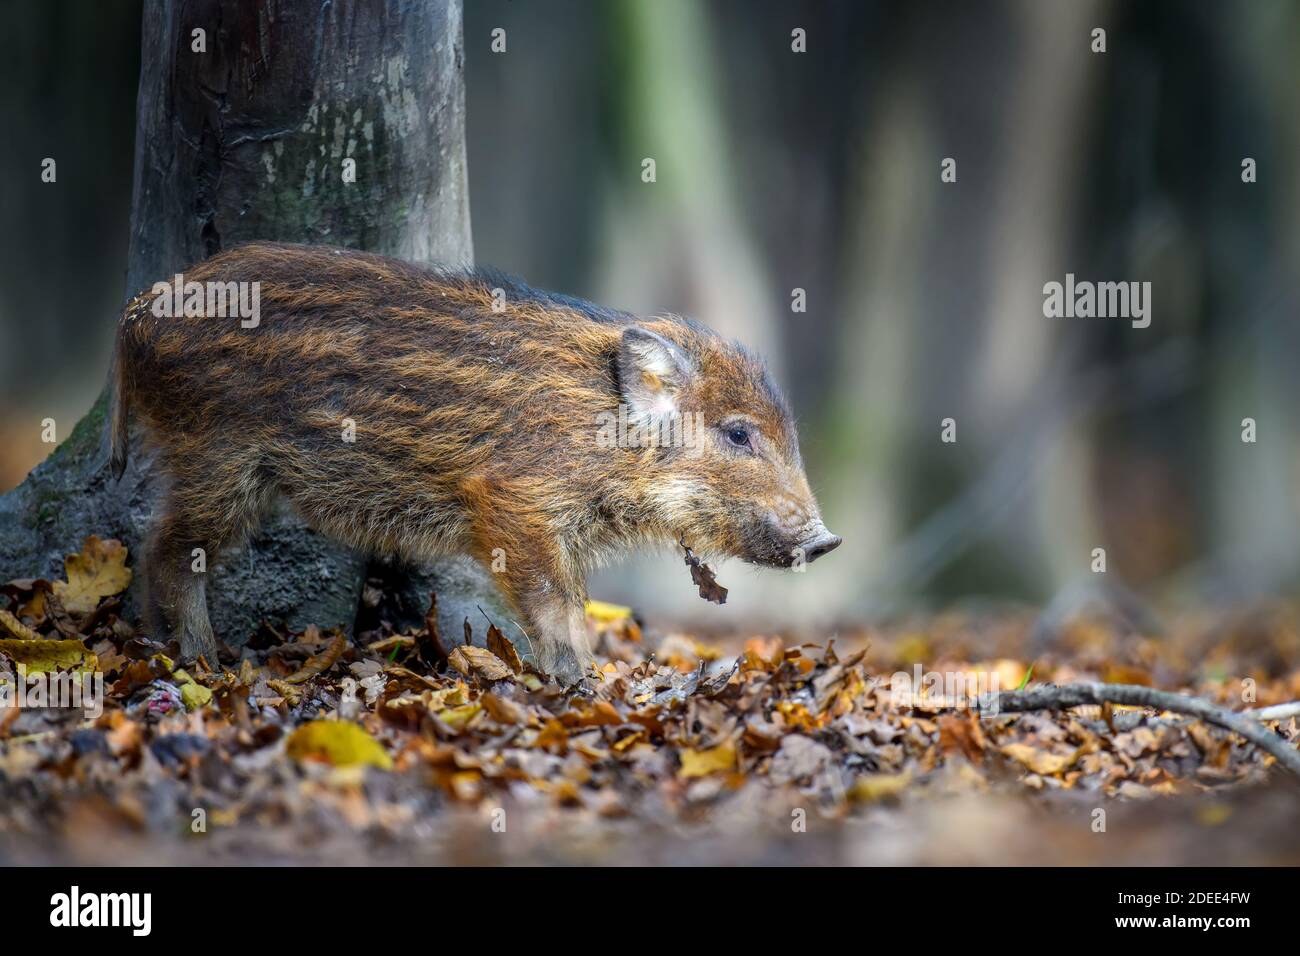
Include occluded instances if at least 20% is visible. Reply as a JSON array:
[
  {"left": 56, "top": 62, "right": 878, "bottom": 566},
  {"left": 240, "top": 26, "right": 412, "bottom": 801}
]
[{"left": 618, "top": 326, "right": 694, "bottom": 421}]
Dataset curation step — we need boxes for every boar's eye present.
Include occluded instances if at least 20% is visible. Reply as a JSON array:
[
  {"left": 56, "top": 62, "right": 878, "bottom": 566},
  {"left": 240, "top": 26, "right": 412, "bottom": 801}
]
[{"left": 723, "top": 426, "right": 752, "bottom": 449}]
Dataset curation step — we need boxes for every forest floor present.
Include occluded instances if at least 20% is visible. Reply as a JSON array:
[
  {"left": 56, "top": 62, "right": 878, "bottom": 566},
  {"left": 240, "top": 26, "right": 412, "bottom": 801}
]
[{"left": 1, "top": 536, "right": 1298, "bottom": 866}]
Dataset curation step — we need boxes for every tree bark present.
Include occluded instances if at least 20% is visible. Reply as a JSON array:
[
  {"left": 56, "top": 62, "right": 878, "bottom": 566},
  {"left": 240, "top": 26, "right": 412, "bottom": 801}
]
[{"left": 0, "top": 0, "right": 510, "bottom": 647}]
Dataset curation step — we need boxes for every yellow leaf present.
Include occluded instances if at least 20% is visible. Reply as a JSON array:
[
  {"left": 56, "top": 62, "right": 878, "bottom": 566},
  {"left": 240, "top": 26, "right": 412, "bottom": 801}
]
[
  {"left": 585, "top": 600, "right": 632, "bottom": 624},
  {"left": 849, "top": 771, "right": 912, "bottom": 803},
  {"left": 286, "top": 720, "right": 392, "bottom": 770},
  {"left": 180, "top": 682, "right": 213, "bottom": 710},
  {"left": 1002, "top": 743, "right": 1082, "bottom": 776},
  {"left": 449, "top": 771, "right": 483, "bottom": 802},
  {"left": 0, "top": 609, "right": 42, "bottom": 641},
  {"left": 51, "top": 536, "right": 132, "bottom": 616},
  {"left": 1196, "top": 802, "right": 1232, "bottom": 827},
  {"left": 171, "top": 669, "right": 213, "bottom": 710},
  {"left": 0, "top": 639, "right": 97, "bottom": 674},
  {"left": 678, "top": 741, "right": 737, "bottom": 778},
  {"left": 436, "top": 702, "right": 483, "bottom": 732},
  {"left": 991, "top": 658, "right": 1031, "bottom": 690}
]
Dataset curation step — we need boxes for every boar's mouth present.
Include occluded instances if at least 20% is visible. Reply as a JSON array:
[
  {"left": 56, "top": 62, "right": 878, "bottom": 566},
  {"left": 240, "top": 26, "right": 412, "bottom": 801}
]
[
  {"left": 740, "top": 520, "right": 842, "bottom": 569},
  {"left": 739, "top": 520, "right": 802, "bottom": 569}
]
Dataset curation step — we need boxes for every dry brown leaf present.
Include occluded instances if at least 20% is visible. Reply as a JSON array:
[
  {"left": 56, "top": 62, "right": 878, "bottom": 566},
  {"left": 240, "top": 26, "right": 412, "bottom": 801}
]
[
  {"left": 284, "top": 630, "right": 347, "bottom": 684},
  {"left": 1187, "top": 723, "right": 1231, "bottom": 769},
  {"left": 419, "top": 592, "right": 448, "bottom": 665},
  {"left": 481, "top": 692, "right": 527, "bottom": 726},
  {"left": 937, "top": 712, "right": 987, "bottom": 765},
  {"left": 680, "top": 540, "right": 728, "bottom": 604},
  {"left": 1, "top": 578, "right": 51, "bottom": 624},
  {"left": 485, "top": 623, "right": 522, "bottom": 674},
  {"left": 1002, "top": 742, "right": 1089, "bottom": 776},
  {"left": 562, "top": 700, "right": 623, "bottom": 728},
  {"left": 770, "top": 734, "right": 832, "bottom": 783},
  {"left": 267, "top": 679, "right": 305, "bottom": 705},
  {"left": 448, "top": 645, "right": 512, "bottom": 682}
]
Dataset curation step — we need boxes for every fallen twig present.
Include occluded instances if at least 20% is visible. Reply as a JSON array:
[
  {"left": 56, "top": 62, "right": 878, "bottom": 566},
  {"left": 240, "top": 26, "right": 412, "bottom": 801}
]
[
  {"left": 988, "top": 681, "right": 1300, "bottom": 777},
  {"left": 1246, "top": 701, "right": 1300, "bottom": 722}
]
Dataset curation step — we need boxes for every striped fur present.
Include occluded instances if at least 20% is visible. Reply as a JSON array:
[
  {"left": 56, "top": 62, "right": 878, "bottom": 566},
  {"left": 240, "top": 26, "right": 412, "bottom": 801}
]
[{"left": 112, "top": 242, "right": 830, "bottom": 680}]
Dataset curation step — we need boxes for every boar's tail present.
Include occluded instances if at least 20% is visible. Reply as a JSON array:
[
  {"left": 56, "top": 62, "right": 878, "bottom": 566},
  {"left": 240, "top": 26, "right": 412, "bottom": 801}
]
[
  {"left": 107, "top": 349, "right": 129, "bottom": 481},
  {"left": 106, "top": 305, "right": 134, "bottom": 482}
]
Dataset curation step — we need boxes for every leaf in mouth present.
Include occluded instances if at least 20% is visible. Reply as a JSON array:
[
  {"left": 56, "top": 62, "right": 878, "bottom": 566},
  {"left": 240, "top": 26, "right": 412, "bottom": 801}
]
[{"left": 680, "top": 539, "right": 728, "bottom": 605}]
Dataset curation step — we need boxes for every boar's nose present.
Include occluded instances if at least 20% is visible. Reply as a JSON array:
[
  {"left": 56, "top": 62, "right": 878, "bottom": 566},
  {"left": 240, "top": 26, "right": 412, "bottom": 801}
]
[{"left": 802, "top": 530, "right": 842, "bottom": 563}]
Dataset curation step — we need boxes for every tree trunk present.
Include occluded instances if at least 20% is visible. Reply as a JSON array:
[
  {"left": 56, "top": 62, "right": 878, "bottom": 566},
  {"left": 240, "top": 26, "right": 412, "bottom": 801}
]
[{"left": 0, "top": 0, "right": 510, "bottom": 648}]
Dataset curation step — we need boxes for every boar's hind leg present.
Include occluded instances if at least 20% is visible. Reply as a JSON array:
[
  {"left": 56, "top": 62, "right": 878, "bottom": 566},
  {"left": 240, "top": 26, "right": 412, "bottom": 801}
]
[
  {"left": 144, "top": 475, "right": 264, "bottom": 664},
  {"left": 144, "top": 510, "right": 220, "bottom": 664}
]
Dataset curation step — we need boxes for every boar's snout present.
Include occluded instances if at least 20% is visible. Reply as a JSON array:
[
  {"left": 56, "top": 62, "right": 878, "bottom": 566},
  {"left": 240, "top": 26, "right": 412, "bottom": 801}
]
[
  {"left": 801, "top": 528, "right": 842, "bottom": 563},
  {"left": 800, "top": 530, "right": 842, "bottom": 561},
  {"left": 743, "top": 517, "right": 842, "bottom": 568}
]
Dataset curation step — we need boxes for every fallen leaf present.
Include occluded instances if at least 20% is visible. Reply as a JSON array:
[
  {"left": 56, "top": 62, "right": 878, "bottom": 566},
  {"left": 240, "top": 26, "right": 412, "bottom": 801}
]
[
  {"left": 436, "top": 702, "right": 483, "bottom": 732},
  {"left": 267, "top": 679, "right": 304, "bottom": 706},
  {"left": 938, "top": 712, "right": 987, "bottom": 765},
  {"left": 448, "top": 645, "right": 512, "bottom": 682},
  {"left": 170, "top": 668, "right": 213, "bottom": 710},
  {"left": 284, "top": 630, "right": 346, "bottom": 684},
  {"left": 485, "top": 624, "right": 522, "bottom": 674},
  {"left": 562, "top": 700, "right": 623, "bottom": 728},
  {"left": 1103, "top": 663, "right": 1153, "bottom": 686},
  {"left": 770, "top": 734, "right": 832, "bottom": 783},
  {"left": 481, "top": 692, "right": 527, "bottom": 726},
  {"left": 678, "top": 741, "right": 737, "bottom": 778},
  {"left": 51, "top": 536, "right": 132, "bottom": 616},
  {"left": 1, "top": 579, "right": 51, "bottom": 624},
  {"left": 680, "top": 540, "right": 728, "bottom": 604},
  {"left": 419, "top": 593, "right": 448, "bottom": 665},
  {"left": 0, "top": 609, "right": 42, "bottom": 641},
  {"left": 1001, "top": 742, "right": 1088, "bottom": 776},
  {"left": 0, "top": 639, "right": 97, "bottom": 674},
  {"left": 286, "top": 720, "right": 392, "bottom": 770},
  {"left": 849, "top": 771, "right": 912, "bottom": 803}
]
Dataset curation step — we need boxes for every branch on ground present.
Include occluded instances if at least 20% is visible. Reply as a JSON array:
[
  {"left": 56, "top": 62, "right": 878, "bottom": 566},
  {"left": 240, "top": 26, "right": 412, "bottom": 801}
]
[
  {"left": 1247, "top": 701, "right": 1300, "bottom": 722},
  {"left": 986, "top": 681, "right": 1300, "bottom": 777}
]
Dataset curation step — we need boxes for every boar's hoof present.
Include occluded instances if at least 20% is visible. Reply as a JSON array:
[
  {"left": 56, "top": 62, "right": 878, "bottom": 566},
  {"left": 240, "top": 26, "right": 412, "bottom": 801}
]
[
  {"left": 179, "top": 629, "right": 224, "bottom": 667},
  {"left": 538, "top": 643, "right": 595, "bottom": 689}
]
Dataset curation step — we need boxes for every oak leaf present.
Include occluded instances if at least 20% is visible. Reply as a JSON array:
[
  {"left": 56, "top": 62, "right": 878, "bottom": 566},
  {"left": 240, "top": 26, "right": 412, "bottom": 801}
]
[{"left": 51, "top": 536, "right": 132, "bottom": 616}]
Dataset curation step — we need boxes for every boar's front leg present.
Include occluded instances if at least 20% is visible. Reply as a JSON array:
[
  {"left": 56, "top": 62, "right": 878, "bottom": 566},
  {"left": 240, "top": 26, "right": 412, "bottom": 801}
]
[
  {"left": 516, "top": 586, "right": 595, "bottom": 686},
  {"left": 482, "top": 544, "right": 593, "bottom": 683},
  {"left": 468, "top": 494, "right": 595, "bottom": 684}
]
